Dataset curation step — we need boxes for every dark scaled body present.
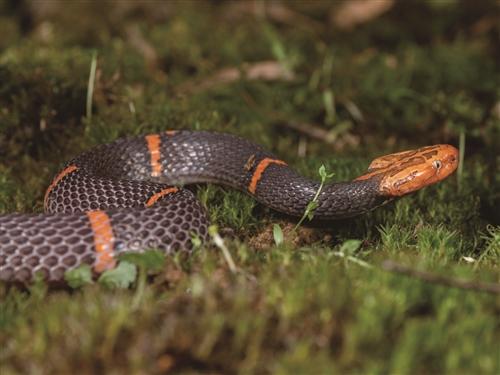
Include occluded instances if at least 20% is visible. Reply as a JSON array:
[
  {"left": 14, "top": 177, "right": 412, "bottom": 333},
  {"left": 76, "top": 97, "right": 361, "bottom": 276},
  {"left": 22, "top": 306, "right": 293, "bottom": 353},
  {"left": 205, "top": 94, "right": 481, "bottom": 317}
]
[
  {"left": 1, "top": 131, "right": 385, "bottom": 283},
  {"left": 69, "top": 131, "right": 384, "bottom": 218}
]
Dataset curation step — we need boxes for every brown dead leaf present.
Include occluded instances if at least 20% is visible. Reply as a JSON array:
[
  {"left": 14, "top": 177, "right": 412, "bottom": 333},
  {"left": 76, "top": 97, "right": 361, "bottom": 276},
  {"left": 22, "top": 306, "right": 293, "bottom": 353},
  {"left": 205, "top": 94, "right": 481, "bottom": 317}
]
[
  {"left": 177, "top": 61, "right": 294, "bottom": 95},
  {"left": 331, "top": 0, "right": 394, "bottom": 30},
  {"left": 156, "top": 354, "right": 175, "bottom": 372}
]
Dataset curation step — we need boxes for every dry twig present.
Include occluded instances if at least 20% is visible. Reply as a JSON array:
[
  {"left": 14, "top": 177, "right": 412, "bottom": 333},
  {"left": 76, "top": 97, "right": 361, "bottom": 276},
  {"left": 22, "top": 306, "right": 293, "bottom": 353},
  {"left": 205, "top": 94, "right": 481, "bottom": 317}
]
[
  {"left": 125, "top": 24, "right": 166, "bottom": 83},
  {"left": 177, "top": 61, "right": 294, "bottom": 95},
  {"left": 222, "top": 1, "right": 324, "bottom": 33},
  {"left": 382, "top": 260, "right": 500, "bottom": 295},
  {"left": 276, "top": 121, "right": 360, "bottom": 151},
  {"left": 280, "top": 121, "right": 338, "bottom": 145}
]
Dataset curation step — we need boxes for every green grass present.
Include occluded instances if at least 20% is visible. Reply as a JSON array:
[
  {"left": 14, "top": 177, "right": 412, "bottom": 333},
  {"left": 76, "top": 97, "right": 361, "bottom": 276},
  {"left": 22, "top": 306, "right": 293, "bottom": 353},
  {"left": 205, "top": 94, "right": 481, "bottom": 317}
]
[{"left": 0, "top": 1, "right": 499, "bottom": 374}]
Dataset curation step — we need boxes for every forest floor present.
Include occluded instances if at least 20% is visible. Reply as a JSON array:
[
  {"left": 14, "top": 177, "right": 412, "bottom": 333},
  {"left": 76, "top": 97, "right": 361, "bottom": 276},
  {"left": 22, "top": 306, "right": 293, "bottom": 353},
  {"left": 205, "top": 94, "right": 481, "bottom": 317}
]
[{"left": 1, "top": 1, "right": 499, "bottom": 374}]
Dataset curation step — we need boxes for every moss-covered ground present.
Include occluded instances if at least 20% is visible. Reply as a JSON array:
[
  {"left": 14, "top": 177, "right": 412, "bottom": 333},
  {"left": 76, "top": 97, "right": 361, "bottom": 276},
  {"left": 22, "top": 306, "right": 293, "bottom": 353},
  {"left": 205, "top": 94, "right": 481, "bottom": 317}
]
[{"left": 0, "top": 1, "right": 499, "bottom": 373}]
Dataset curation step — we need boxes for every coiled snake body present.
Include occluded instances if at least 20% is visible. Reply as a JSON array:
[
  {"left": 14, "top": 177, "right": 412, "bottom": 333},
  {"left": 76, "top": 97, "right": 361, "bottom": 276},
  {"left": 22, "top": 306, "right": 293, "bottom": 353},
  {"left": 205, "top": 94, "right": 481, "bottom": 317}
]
[{"left": 0, "top": 131, "right": 458, "bottom": 283}]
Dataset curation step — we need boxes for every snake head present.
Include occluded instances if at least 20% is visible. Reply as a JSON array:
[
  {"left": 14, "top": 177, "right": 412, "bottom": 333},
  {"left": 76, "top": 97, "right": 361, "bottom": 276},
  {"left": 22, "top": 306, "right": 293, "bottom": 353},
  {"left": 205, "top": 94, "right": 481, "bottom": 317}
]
[{"left": 356, "top": 144, "right": 459, "bottom": 197}]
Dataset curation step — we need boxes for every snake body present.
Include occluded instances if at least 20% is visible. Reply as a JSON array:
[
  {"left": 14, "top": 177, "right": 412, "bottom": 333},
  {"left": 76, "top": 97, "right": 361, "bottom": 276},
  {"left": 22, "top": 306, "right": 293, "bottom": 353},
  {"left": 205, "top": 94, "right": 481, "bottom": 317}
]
[{"left": 0, "top": 130, "right": 458, "bottom": 283}]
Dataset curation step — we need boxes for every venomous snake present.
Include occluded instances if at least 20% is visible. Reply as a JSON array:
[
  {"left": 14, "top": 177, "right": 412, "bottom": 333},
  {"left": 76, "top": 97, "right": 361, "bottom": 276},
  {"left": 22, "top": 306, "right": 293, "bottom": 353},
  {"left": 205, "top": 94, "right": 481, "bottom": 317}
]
[{"left": 0, "top": 130, "right": 458, "bottom": 283}]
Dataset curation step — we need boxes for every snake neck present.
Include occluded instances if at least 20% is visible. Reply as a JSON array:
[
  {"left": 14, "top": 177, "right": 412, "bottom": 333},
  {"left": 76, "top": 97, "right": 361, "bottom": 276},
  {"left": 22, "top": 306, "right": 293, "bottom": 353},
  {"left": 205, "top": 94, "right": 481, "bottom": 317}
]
[
  {"left": 317, "top": 178, "right": 390, "bottom": 219},
  {"left": 252, "top": 169, "right": 389, "bottom": 220}
]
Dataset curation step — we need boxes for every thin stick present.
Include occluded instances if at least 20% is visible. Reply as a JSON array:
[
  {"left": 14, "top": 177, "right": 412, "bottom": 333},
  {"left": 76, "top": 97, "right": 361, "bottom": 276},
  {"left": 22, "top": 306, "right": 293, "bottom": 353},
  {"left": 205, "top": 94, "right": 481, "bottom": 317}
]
[
  {"left": 209, "top": 226, "right": 237, "bottom": 273},
  {"left": 280, "top": 121, "right": 338, "bottom": 145},
  {"left": 277, "top": 119, "right": 360, "bottom": 150},
  {"left": 382, "top": 260, "right": 500, "bottom": 295},
  {"left": 176, "top": 61, "right": 294, "bottom": 95}
]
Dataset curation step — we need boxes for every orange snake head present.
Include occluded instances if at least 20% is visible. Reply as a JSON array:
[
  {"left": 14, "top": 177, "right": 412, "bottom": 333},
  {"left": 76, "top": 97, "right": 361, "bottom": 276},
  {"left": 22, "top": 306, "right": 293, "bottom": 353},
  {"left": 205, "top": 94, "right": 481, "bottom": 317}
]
[{"left": 355, "top": 144, "right": 459, "bottom": 197}]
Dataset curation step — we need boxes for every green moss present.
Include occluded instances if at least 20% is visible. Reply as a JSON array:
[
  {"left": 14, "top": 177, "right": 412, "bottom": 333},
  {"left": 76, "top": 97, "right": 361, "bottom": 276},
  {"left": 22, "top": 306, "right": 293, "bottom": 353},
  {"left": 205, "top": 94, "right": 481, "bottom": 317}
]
[{"left": 0, "top": 1, "right": 499, "bottom": 374}]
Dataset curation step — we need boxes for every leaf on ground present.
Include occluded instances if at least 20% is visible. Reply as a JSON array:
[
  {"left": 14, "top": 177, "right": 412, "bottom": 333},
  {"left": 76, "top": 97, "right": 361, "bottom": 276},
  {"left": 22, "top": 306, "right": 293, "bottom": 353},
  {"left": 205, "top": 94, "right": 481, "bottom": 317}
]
[
  {"left": 119, "top": 250, "right": 166, "bottom": 272},
  {"left": 273, "top": 223, "right": 284, "bottom": 246},
  {"left": 65, "top": 264, "right": 93, "bottom": 289},
  {"left": 98, "top": 261, "right": 137, "bottom": 289},
  {"left": 331, "top": 0, "right": 394, "bottom": 30},
  {"left": 339, "top": 239, "right": 362, "bottom": 255}
]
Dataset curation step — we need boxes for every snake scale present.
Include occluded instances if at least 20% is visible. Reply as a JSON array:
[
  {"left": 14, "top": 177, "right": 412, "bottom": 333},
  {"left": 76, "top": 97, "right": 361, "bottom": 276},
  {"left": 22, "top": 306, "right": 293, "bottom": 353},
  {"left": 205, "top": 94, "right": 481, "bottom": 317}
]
[{"left": 0, "top": 130, "right": 458, "bottom": 283}]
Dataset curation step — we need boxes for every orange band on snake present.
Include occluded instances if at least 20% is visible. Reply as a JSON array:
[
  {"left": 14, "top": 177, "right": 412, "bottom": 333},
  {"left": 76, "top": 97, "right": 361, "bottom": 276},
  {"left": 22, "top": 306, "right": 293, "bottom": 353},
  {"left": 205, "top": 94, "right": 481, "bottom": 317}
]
[
  {"left": 86, "top": 210, "right": 116, "bottom": 273},
  {"left": 146, "top": 187, "right": 179, "bottom": 207},
  {"left": 248, "top": 158, "right": 287, "bottom": 194},
  {"left": 145, "top": 134, "right": 162, "bottom": 177},
  {"left": 44, "top": 164, "right": 79, "bottom": 210}
]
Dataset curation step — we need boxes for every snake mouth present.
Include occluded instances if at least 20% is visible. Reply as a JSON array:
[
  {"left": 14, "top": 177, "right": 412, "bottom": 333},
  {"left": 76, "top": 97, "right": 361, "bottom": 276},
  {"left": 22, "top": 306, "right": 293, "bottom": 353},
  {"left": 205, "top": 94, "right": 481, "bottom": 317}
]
[{"left": 355, "top": 144, "right": 459, "bottom": 197}]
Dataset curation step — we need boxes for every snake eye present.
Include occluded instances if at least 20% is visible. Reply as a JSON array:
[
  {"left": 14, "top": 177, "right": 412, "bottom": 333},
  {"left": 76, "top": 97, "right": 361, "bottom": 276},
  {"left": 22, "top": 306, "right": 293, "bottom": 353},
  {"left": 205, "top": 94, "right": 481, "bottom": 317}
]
[{"left": 432, "top": 160, "right": 442, "bottom": 170}]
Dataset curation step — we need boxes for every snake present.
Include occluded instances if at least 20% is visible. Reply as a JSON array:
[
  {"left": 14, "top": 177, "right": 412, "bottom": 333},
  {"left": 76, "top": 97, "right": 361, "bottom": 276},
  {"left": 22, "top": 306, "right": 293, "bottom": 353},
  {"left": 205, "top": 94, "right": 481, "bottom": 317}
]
[{"left": 0, "top": 130, "right": 458, "bottom": 283}]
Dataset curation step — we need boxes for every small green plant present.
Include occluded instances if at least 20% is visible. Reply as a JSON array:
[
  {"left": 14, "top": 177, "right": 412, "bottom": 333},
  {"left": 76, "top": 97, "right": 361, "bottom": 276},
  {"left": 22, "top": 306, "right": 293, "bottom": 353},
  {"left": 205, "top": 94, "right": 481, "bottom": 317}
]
[
  {"left": 65, "top": 264, "right": 93, "bottom": 288},
  {"left": 331, "top": 239, "right": 372, "bottom": 268},
  {"left": 191, "top": 232, "right": 203, "bottom": 249},
  {"left": 98, "top": 261, "right": 137, "bottom": 289},
  {"left": 457, "top": 128, "right": 465, "bottom": 188},
  {"left": 273, "top": 223, "right": 284, "bottom": 246},
  {"left": 294, "top": 164, "right": 334, "bottom": 230},
  {"left": 475, "top": 225, "right": 500, "bottom": 269},
  {"left": 85, "top": 50, "right": 97, "bottom": 120},
  {"left": 64, "top": 250, "right": 166, "bottom": 310},
  {"left": 119, "top": 250, "right": 166, "bottom": 307}
]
